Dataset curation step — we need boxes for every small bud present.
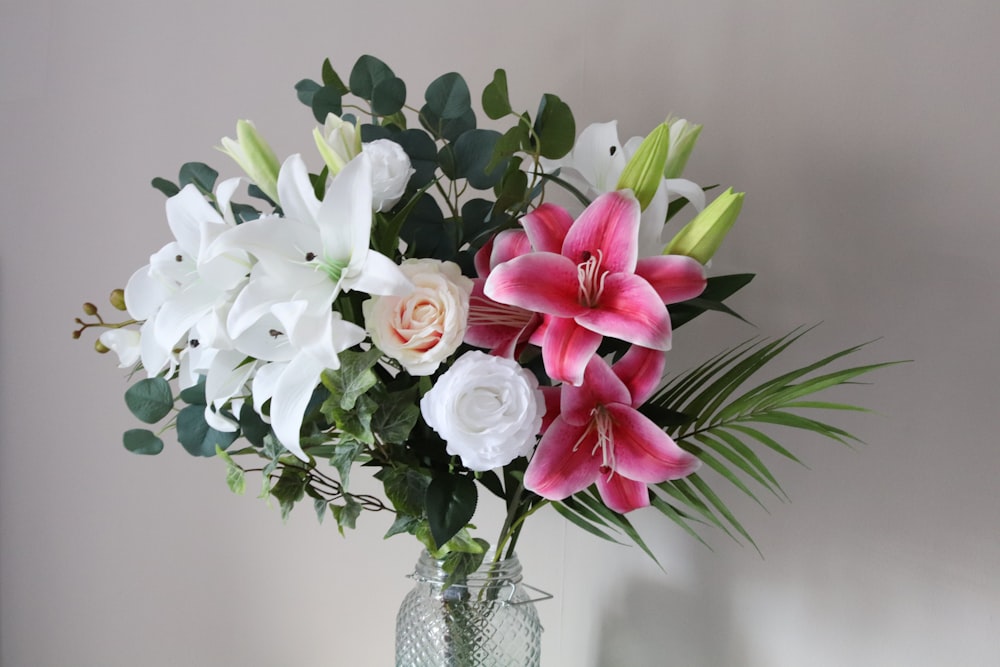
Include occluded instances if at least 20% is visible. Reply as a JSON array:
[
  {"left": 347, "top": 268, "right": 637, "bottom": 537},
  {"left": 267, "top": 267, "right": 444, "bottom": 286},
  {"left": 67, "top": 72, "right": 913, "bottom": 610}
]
[
  {"left": 616, "top": 122, "right": 670, "bottom": 211},
  {"left": 94, "top": 339, "right": 110, "bottom": 354},
  {"left": 218, "top": 120, "right": 281, "bottom": 203},
  {"left": 109, "top": 288, "right": 127, "bottom": 311},
  {"left": 72, "top": 330, "right": 82, "bottom": 339},
  {"left": 663, "top": 187, "right": 744, "bottom": 264},
  {"left": 313, "top": 113, "right": 361, "bottom": 177},
  {"left": 82, "top": 302, "right": 98, "bottom": 316},
  {"left": 662, "top": 118, "right": 702, "bottom": 179}
]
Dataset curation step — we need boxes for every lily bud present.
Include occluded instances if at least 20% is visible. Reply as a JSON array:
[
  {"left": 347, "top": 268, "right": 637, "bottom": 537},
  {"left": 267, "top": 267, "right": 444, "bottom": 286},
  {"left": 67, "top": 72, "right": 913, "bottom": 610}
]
[
  {"left": 313, "top": 114, "right": 362, "bottom": 176},
  {"left": 82, "top": 302, "right": 98, "bottom": 316},
  {"left": 663, "top": 187, "right": 743, "bottom": 264},
  {"left": 218, "top": 120, "right": 280, "bottom": 203},
  {"left": 94, "top": 339, "right": 110, "bottom": 354},
  {"left": 109, "top": 288, "right": 127, "bottom": 311},
  {"left": 616, "top": 122, "right": 670, "bottom": 211},
  {"left": 663, "top": 118, "right": 702, "bottom": 179}
]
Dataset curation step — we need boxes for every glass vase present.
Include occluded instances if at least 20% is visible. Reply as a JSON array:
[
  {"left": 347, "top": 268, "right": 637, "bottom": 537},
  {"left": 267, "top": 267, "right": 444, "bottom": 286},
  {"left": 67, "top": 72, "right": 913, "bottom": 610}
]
[{"left": 395, "top": 550, "right": 545, "bottom": 667}]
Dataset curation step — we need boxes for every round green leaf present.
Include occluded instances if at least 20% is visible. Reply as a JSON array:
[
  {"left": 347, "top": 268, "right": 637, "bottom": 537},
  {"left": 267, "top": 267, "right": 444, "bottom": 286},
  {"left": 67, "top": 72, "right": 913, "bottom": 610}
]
[
  {"left": 420, "top": 105, "right": 476, "bottom": 143},
  {"left": 123, "top": 429, "right": 164, "bottom": 455},
  {"left": 349, "top": 55, "right": 395, "bottom": 99},
  {"left": 176, "top": 404, "right": 237, "bottom": 457},
  {"left": 371, "top": 77, "right": 407, "bottom": 116},
  {"left": 482, "top": 69, "right": 512, "bottom": 120},
  {"left": 311, "top": 86, "right": 343, "bottom": 123},
  {"left": 452, "top": 129, "right": 505, "bottom": 190},
  {"left": 533, "top": 93, "right": 576, "bottom": 159},
  {"left": 294, "top": 78, "right": 321, "bottom": 107},
  {"left": 393, "top": 129, "right": 438, "bottom": 187},
  {"left": 424, "top": 72, "right": 471, "bottom": 121},
  {"left": 124, "top": 377, "right": 173, "bottom": 424}
]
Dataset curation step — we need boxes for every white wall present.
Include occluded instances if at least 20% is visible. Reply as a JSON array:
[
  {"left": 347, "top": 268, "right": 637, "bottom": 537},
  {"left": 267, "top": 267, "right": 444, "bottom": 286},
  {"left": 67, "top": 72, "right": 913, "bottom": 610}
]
[{"left": 2, "top": 1, "right": 998, "bottom": 665}]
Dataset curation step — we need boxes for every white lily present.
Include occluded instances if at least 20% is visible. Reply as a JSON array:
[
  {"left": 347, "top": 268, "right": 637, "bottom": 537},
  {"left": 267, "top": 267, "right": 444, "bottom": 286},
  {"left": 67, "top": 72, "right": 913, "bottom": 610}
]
[
  {"left": 124, "top": 178, "right": 250, "bottom": 377},
  {"left": 540, "top": 121, "right": 706, "bottom": 257}
]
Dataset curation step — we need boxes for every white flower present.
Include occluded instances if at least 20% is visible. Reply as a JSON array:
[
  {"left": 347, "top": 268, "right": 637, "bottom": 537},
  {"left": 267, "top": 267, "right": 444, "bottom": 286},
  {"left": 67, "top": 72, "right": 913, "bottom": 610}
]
[
  {"left": 363, "top": 259, "right": 472, "bottom": 376},
  {"left": 99, "top": 328, "right": 141, "bottom": 368},
  {"left": 420, "top": 351, "right": 545, "bottom": 471},
  {"left": 313, "top": 114, "right": 361, "bottom": 176},
  {"left": 363, "top": 139, "right": 414, "bottom": 212}
]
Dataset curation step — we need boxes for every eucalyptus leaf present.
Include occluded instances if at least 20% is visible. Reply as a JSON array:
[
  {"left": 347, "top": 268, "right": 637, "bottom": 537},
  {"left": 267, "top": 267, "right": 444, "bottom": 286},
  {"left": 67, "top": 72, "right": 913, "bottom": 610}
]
[
  {"left": 321, "top": 58, "right": 350, "bottom": 94},
  {"left": 424, "top": 72, "right": 472, "bottom": 120},
  {"left": 124, "top": 377, "right": 173, "bottom": 424},
  {"left": 452, "top": 129, "right": 505, "bottom": 189},
  {"left": 532, "top": 93, "right": 575, "bottom": 159},
  {"left": 176, "top": 404, "right": 237, "bottom": 457},
  {"left": 122, "top": 428, "right": 164, "bottom": 455},
  {"left": 310, "top": 86, "right": 343, "bottom": 124},
  {"left": 294, "top": 78, "right": 321, "bottom": 107},
  {"left": 349, "top": 55, "right": 396, "bottom": 99},
  {"left": 482, "top": 69, "right": 512, "bottom": 119},
  {"left": 150, "top": 177, "right": 180, "bottom": 198},
  {"left": 178, "top": 162, "right": 218, "bottom": 195}
]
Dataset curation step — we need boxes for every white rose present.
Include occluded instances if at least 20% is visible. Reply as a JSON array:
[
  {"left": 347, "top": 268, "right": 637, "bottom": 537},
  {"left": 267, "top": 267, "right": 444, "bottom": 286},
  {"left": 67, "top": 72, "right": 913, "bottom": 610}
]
[
  {"left": 420, "top": 351, "right": 545, "bottom": 471},
  {"left": 363, "top": 258, "right": 473, "bottom": 375},
  {"left": 362, "top": 139, "right": 414, "bottom": 212}
]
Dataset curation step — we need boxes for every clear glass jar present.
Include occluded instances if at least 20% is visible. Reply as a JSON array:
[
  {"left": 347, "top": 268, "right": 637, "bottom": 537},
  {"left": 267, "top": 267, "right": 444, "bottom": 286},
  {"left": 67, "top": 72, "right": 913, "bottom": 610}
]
[{"left": 395, "top": 550, "right": 544, "bottom": 667}]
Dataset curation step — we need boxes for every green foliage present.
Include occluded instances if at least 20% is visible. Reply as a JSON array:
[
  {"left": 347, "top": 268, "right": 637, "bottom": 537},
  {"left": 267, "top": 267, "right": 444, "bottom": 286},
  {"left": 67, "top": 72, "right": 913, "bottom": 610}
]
[
  {"left": 482, "top": 69, "right": 512, "bottom": 119},
  {"left": 176, "top": 404, "right": 237, "bottom": 457},
  {"left": 124, "top": 377, "right": 173, "bottom": 424},
  {"left": 532, "top": 94, "right": 575, "bottom": 159},
  {"left": 426, "top": 473, "right": 478, "bottom": 547},
  {"left": 123, "top": 428, "right": 164, "bottom": 455}
]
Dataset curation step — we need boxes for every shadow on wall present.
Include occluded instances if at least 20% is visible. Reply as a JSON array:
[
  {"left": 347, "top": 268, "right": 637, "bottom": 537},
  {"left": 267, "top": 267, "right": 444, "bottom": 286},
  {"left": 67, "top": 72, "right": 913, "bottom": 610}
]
[{"left": 594, "top": 574, "right": 736, "bottom": 667}]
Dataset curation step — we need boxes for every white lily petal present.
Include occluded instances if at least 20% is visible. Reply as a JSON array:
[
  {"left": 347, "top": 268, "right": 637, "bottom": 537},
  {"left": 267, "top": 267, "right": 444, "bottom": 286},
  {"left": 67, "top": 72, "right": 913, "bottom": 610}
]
[
  {"left": 166, "top": 185, "right": 224, "bottom": 259},
  {"left": 637, "top": 182, "right": 670, "bottom": 258},
  {"left": 98, "top": 329, "right": 141, "bottom": 368},
  {"left": 570, "top": 121, "right": 626, "bottom": 192},
  {"left": 204, "top": 404, "right": 239, "bottom": 432},
  {"left": 154, "top": 280, "right": 220, "bottom": 352},
  {"left": 215, "top": 177, "right": 243, "bottom": 225},
  {"left": 139, "top": 317, "right": 174, "bottom": 378},
  {"left": 316, "top": 152, "right": 373, "bottom": 267},
  {"left": 205, "top": 348, "right": 256, "bottom": 408},
  {"left": 344, "top": 249, "right": 413, "bottom": 297},
  {"left": 251, "top": 361, "right": 284, "bottom": 416},
  {"left": 269, "top": 353, "right": 325, "bottom": 461},
  {"left": 124, "top": 264, "right": 171, "bottom": 320},
  {"left": 276, "top": 154, "right": 321, "bottom": 223},
  {"left": 666, "top": 178, "right": 706, "bottom": 211},
  {"left": 233, "top": 312, "right": 297, "bottom": 363}
]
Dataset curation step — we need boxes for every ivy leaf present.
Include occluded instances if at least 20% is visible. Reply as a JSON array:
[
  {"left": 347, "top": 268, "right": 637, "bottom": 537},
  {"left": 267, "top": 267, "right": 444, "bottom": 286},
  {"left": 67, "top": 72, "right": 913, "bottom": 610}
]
[
  {"left": 124, "top": 377, "right": 173, "bottom": 424},
  {"left": 270, "top": 466, "right": 307, "bottom": 521},
  {"left": 122, "top": 429, "right": 164, "bottom": 455},
  {"left": 320, "top": 347, "right": 382, "bottom": 411},
  {"left": 329, "top": 440, "right": 365, "bottom": 488},
  {"left": 331, "top": 497, "right": 363, "bottom": 535},
  {"left": 176, "top": 404, "right": 237, "bottom": 457},
  {"left": 217, "top": 446, "right": 246, "bottom": 495},
  {"left": 382, "top": 467, "right": 431, "bottom": 516},
  {"left": 371, "top": 386, "right": 420, "bottom": 445},
  {"left": 384, "top": 514, "right": 422, "bottom": 539},
  {"left": 426, "top": 474, "right": 478, "bottom": 548}
]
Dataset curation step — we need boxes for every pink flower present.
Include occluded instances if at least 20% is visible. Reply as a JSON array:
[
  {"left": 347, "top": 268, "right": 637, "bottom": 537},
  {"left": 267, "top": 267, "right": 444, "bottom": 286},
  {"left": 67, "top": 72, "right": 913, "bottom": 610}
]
[
  {"left": 484, "top": 191, "right": 706, "bottom": 385},
  {"left": 523, "top": 346, "right": 700, "bottom": 513}
]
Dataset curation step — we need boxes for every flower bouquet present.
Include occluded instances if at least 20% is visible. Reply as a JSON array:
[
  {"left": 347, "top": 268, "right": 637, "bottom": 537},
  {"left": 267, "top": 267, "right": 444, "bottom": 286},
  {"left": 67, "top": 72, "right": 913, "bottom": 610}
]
[{"left": 75, "top": 54, "right": 895, "bottom": 663}]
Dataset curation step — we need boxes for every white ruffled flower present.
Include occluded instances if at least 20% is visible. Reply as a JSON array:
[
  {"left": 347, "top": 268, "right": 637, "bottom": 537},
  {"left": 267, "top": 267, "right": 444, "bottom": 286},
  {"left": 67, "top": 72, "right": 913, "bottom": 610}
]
[
  {"left": 420, "top": 351, "right": 545, "bottom": 471},
  {"left": 364, "top": 258, "right": 472, "bottom": 375},
  {"left": 363, "top": 139, "right": 414, "bottom": 212}
]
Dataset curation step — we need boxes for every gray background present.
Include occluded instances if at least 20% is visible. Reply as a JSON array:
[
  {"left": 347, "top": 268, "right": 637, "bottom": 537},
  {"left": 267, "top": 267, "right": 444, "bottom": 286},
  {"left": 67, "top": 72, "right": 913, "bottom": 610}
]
[{"left": 2, "top": 1, "right": 997, "bottom": 665}]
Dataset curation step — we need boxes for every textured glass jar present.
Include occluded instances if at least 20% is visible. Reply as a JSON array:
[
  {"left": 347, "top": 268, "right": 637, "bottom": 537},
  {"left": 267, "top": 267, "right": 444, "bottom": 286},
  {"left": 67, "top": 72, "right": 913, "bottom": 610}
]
[{"left": 395, "top": 550, "right": 544, "bottom": 667}]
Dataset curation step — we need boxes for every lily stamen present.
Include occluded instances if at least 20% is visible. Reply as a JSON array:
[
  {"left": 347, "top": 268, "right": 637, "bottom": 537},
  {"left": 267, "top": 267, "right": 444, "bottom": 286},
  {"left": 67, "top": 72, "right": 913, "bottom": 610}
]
[{"left": 577, "top": 249, "right": 607, "bottom": 308}]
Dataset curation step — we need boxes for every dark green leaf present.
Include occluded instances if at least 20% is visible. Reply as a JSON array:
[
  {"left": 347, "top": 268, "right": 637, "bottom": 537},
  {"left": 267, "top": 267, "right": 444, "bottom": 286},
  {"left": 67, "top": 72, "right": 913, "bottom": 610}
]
[
  {"left": 400, "top": 194, "right": 460, "bottom": 260},
  {"left": 178, "top": 378, "right": 206, "bottom": 405},
  {"left": 294, "top": 78, "right": 321, "bottom": 107},
  {"left": 176, "top": 404, "right": 237, "bottom": 457},
  {"left": 552, "top": 501, "right": 623, "bottom": 544},
  {"left": 426, "top": 474, "right": 478, "bottom": 547},
  {"left": 178, "top": 162, "right": 218, "bottom": 195},
  {"left": 239, "top": 401, "right": 270, "bottom": 447},
  {"left": 383, "top": 467, "right": 431, "bottom": 516},
  {"left": 451, "top": 129, "right": 505, "bottom": 189},
  {"left": 371, "top": 387, "right": 420, "bottom": 445},
  {"left": 390, "top": 129, "right": 438, "bottom": 187},
  {"left": 349, "top": 55, "right": 395, "bottom": 99},
  {"left": 532, "top": 93, "right": 575, "bottom": 159},
  {"left": 482, "top": 68, "right": 512, "bottom": 119},
  {"left": 122, "top": 428, "right": 163, "bottom": 455},
  {"left": 270, "top": 466, "right": 307, "bottom": 521},
  {"left": 124, "top": 377, "right": 173, "bottom": 424},
  {"left": 151, "top": 177, "right": 180, "bottom": 198},
  {"left": 419, "top": 105, "right": 476, "bottom": 143},
  {"left": 321, "top": 58, "right": 350, "bottom": 94},
  {"left": 371, "top": 76, "right": 407, "bottom": 116},
  {"left": 384, "top": 514, "right": 422, "bottom": 539},
  {"left": 329, "top": 440, "right": 364, "bottom": 488},
  {"left": 424, "top": 72, "right": 471, "bottom": 120},
  {"left": 310, "top": 85, "right": 343, "bottom": 123},
  {"left": 331, "top": 497, "right": 362, "bottom": 534}
]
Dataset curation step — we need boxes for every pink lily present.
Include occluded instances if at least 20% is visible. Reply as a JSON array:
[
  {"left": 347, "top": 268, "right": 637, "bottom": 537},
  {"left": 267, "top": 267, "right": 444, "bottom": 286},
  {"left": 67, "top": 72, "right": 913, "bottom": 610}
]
[
  {"left": 484, "top": 191, "right": 706, "bottom": 385},
  {"left": 523, "top": 345, "right": 700, "bottom": 513},
  {"left": 464, "top": 227, "right": 543, "bottom": 358}
]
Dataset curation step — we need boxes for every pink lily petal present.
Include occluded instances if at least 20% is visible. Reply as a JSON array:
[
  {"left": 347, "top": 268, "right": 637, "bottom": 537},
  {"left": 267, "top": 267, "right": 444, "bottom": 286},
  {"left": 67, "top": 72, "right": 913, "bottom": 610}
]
[
  {"left": 474, "top": 236, "right": 494, "bottom": 278},
  {"left": 605, "top": 403, "right": 700, "bottom": 483},
  {"left": 489, "top": 229, "right": 533, "bottom": 267},
  {"left": 523, "top": 417, "right": 602, "bottom": 500},
  {"left": 612, "top": 345, "right": 666, "bottom": 405},
  {"left": 465, "top": 280, "right": 540, "bottom": 358},
  {"left": 575, "top": 273, "right": 673, "bottom": 350},
  {"left": 485, "top": 253, "right": 586, "bottom": 318},
  {"left": 561, "top": 354, "right": 630, "bottom": 426},
  {"left": 635, "top": 255, "right": 707, "bottom": 304},
  {"left": 597, "top": 472, "right": 651, "bottom": 513},
  {"left": 562, "top": 191, "right": 640, "bottom": 272},
  {"left": 521, "top": 204, "right": 574, "bottom": 253},
  {"left": 539, "top": 386, "right": 561, "bottom": 434},
  {"left": 541, "top": 317, "right": 602, "bottom": 387}
]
